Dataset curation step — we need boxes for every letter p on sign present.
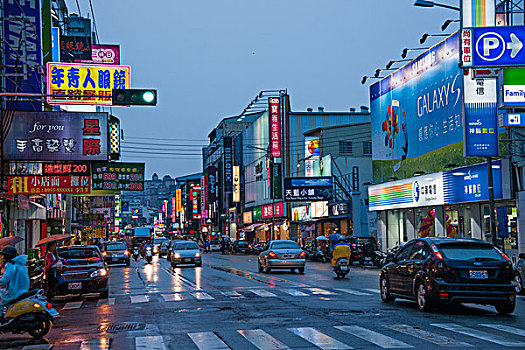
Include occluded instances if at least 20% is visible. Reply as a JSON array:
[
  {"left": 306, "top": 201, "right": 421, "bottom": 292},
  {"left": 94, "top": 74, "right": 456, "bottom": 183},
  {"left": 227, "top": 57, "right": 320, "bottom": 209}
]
[{"left": 484, "top": 37, "right": 500, "bottom": 56}]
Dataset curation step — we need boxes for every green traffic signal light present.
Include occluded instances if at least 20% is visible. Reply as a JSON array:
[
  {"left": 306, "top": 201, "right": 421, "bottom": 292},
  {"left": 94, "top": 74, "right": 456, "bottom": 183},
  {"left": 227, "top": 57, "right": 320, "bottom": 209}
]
[{"left": 112, "top": 89, "right": 157, "bottom": 106}]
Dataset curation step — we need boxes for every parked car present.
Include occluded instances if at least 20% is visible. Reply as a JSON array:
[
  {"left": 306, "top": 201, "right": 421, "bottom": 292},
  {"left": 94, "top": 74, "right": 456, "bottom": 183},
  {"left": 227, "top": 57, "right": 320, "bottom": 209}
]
[
  {"left": 54, "top": 245, "right": 109, "bottom": 298},
  {"left": 102, "top": 241, "right": 130, "bottom": 266},
  {"left": 232, "top": 240, "right": 250, "bottom": 254},
  {"left": 348, "top": 236, "right": 379, "bottom": 265},
  {"left": 209, "top": 240, "right": 220, "bottom": 252},
  {"left": 380, "top": 238, "right": 515, "bottom": 314},
  {"left": 170, "top": 240, "right": 202, "bottom": 268},
  {"left": 514, "top": 253, "right": 525, "bottom": 294},
  {"left": 258, "top": 240, "right": 306, "bottom": 274},
  {"left": 153, "top": 237, "right": 168, "bottom": 255}
]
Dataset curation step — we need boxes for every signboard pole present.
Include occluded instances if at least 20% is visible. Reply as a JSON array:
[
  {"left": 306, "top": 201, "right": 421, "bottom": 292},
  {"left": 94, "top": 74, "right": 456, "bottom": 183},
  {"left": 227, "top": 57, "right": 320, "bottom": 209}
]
[{"left": 487, "top": 157, "right": 498, "bottom": 248}]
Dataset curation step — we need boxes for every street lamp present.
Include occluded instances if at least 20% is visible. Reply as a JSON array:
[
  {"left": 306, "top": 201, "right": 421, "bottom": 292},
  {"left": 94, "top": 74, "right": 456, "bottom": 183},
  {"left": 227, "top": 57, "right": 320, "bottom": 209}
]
[
  {"left": 385, "top": 59, "right": 411, "bottom": 69},
  {"left": 441, "top": 19, "right": 459, "bottom": 31},
  {"left": 361, "top": 76, "right": 384, "bottom": 85},
  {"left": 413, "top": 0, "right": 460, "bottom": 11},
  {"left": 420, "top": 33, "right": 451, "bottom": 44},
  {"left": 375, "top": 68, "right": 395, "bottom": 78},
  {"left": 401, "top": 47, "right": 430, "bottom": 58}
]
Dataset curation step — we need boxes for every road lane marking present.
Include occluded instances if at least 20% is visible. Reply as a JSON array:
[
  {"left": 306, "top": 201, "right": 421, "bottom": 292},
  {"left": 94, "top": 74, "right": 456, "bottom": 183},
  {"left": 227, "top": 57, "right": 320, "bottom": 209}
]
[
  {"left": 431, "top": 323, "right": 525, "bottom": 347},
  {"left": 249, "top": 289, "right": 277, "bottom": 297},
  {"left": 191, "top": 292, "right": 214, "bottom": 300},
  {"left": 288, "top": 327, "right": 353, "bottom": 349},
  {"left": 161, "top": 267, "right": 197, "bottom": 290},
  {"left": 237, "top": 329, "right": 290, "bottom": 350},
  {"left": 97, "top": 298, "right": 115, "bottom": 306},
  {"left": 335, "top": 325, "right": 412, "bottom": 348},
  {"left": 334, "top": 288, "right": 371, "bottom": 296},
  {"left": 387, "top": 324, "right": 472, "bottom": 347},
  {"left": 135, "top": 335, "right": 166, "bottom": 350},
  {"left": 62, "top": 301, "right": 83, "bottom": 310},
  {"left": 282, "top": 289, "right": 308, "bottom": 296},
  {"left": 221, "top": 291, "right": 244, "bottom": 298},
  {"left": 188, "top": 332, "right": 230, "bottom": 350},
  {"left": 480, "top": 324, "right": 525, "bottom": 337},
  {"left": 162, "top": 293, "right": 183, "bottom": 302},
  {"left": 362, "top": 288, "right": 380, "bottom": 294},
  {"left": 306, "top": 288, "right": 336, "bottom": 295},
  {"left": 130, "top": 295, "right": 149, "bottom": 303},
  {"left": 80, "top": 338, "right": 111, "bottom": 350}
]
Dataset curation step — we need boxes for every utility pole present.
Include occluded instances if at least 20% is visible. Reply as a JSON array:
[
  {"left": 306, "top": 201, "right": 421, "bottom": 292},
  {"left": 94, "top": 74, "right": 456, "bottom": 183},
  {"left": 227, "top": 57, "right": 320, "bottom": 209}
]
[{"left": 487, "top": 157, "right": 498, "bottom": 247}]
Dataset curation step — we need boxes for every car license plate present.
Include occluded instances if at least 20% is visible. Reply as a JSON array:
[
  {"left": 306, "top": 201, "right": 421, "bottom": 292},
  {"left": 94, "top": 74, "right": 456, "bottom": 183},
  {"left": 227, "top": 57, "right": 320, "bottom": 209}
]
[
  {"left": 49, "top": 308, "right": 59, "bottom": 316},
  {"left": 184, "top": 258, "right": 191, "bottom": 262},
  {"left": 112, "top": 257, "right": 119, "bottom": 261},
  {"left": 469, "top": 270, "right": 488, "bottom": 279},
  {"left": 68, "top": 282, "right": 82, "bottom": 290},
  {"left": 341, "top": 266, "right": 348, "bottom": 271},
  {"left": 284, "top": 254, "right": 294, "bottom": 258}
]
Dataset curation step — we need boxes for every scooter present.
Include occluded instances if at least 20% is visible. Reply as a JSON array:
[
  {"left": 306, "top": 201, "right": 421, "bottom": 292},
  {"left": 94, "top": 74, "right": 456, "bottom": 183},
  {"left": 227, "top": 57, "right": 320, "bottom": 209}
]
[
  {"left": 334, "top": 257, "right": 350, "bottom": 279},
  {"left": 132, "top": 247, "right": 140, "bottom": 262},
  {"left": 144, "top": 247, "right": 153, "bottom": 264},
  {"left": 0, "top": 289, "right": 58, "bottom": 339}
]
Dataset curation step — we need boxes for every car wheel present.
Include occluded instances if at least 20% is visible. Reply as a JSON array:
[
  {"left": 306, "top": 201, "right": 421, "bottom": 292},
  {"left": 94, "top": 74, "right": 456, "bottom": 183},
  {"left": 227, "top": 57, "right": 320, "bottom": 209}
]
[
  {"left": 298, "top": 267, "right": 305, "bottom": 274},
  {"left": 380, "top": 275, "right": 395, "bottom": 302},
  {"left": 514, "top": 273, "right": 524, "bottom": 295},
  {"left": 495, "top": 301, "right": 516, "bottom": 315},
  {"left": 416, "top": 282, "right": 432, "bottom": 312},
  {"left": 172, "top": 263, "right": 177, "bottom": 269},
  {"left": 99, "top": 290, "right": 109, "bottom": 299}
]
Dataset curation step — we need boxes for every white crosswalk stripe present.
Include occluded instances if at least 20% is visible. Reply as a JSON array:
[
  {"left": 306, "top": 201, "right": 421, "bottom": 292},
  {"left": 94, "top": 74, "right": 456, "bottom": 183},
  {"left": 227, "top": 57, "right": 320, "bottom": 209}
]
[
  {"left": 191, "top": 292, "right": 215, "bottom": 300},
  {"left": 335, "top": 325, "right": 413, "bottom": 348},
  {"left": 288, "top": 327, "right": 353, "bottom": 349},
  {"left": 62, "top": 301, "right": 83, "bottom": 310},
  {"left": 362, "top": 288, "right": 380, "bottom": 294},
  {"left": 387, "top": 324, "right": 472, "bottom": 347},
  {"left": 80, "top": 338, "right": 111, "bottom": 350},
  {"left": 432, "top": 323, "right": 525, "bottom": 347},
  {"left": 162, "top": 293, "right": 184, "bottom": 302},
  {"left": 221, "top": 291, "right": 244, "bottom": 298},
  {"left": 249, "top": 289, "right": 277, "bottom": 297},
  {"left": 282, "top": 289, "right": 308, "bottom": 296},
  {"left": 135, "top": 335, "right": 166, "bottom": 350},
  {"left": 480, "top": 324, "right": 525, "bottom": 337},
  {"left": 238, "top": 329, "right": 290, "bottom": 350},
  {"left": 130, "top": 295, "right": 149, "bottom": 303},
  {"left": 334, "top": 288, "right": 371, "bottom": 296},
  {"left": 97, "top": 298, "right": 115, "bottom": 306},
  {"left": 188, "top": 332, "right": 230, "bottom": 350},
  {"left": 306, "top": 288, "right": 337, "bottom": 295}
]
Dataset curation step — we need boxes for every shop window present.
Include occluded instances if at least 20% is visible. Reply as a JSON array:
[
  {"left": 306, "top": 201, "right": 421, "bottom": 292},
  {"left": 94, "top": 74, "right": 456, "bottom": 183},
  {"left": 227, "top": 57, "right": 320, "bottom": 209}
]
[
  {"left": 416, "top": 208, "right": 435, "bottom": 238},
  {"left": 339, "top": 141, "right": 352, "bottom": 155},
  {"left": 363, "top": 141, "right": 372, "bottom": 155}
]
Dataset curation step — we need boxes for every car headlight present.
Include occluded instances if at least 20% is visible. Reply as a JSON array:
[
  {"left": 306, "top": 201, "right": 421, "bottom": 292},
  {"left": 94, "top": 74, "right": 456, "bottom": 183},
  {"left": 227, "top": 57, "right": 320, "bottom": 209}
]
[
  {"left": 91, "top": 268, "right": 108, "bottom": 278},
  {"left": 124, "top": 250, "right": 129, "bottom": 256},
  {"left": 102, "top": 252, "right": 107, "bottom": 257},
  {"left": 174, "top": 253, "right": 181, "bottom": 259},
  {"left": 195, "top": 253, "right": 201, "bottom": 258}
]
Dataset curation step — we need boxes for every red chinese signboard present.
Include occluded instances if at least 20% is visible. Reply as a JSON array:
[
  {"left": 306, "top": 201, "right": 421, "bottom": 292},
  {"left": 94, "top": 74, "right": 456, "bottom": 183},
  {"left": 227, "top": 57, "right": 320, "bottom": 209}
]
[
  {"left": 42, "top": 162, "right": 90, "bottom": 176},
  {"left": 8, "top": 175, "right": 91, "bottom": 195},
  {"left": 269, "top": 97, "right": 282, "bottom": 158},
  {"left": 261, "top": 201, "right": 284, "bottom": 219}
]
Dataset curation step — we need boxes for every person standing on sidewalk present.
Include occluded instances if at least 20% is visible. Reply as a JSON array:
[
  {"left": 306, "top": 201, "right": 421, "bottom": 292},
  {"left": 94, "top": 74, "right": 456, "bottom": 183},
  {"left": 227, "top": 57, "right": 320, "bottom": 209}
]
[{"left": 44, "top": 242, "right": 62, "bottom": 300}]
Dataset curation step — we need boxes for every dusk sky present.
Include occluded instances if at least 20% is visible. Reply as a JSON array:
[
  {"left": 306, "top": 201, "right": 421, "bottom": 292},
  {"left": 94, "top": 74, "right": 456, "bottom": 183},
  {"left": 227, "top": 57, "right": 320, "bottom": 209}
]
[{"left": 68, "top": 0, "right": 458, "bottom": 179}]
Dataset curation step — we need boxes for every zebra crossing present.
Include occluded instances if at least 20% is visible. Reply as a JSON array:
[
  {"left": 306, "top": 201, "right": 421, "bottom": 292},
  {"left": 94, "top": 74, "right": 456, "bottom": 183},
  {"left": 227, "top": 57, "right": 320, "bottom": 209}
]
[
  {"left": 56, "top": 287, "right": 381, "bottom": 310},
  {"left": 71, "top": 323, "right": 525, "bottom": 349}
]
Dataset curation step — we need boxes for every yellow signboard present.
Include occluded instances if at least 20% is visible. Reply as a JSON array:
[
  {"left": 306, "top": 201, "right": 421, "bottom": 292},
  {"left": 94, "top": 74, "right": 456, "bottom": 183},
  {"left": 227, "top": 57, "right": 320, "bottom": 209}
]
[
  {"left": 85, "top": 227, "right": 107, "bottom": 239},
  {"left": 46, "top": 62, "right": 131, "bottom": 106},
  {"left": 176, "top": 189, "right": 182, "bottom": 213}
]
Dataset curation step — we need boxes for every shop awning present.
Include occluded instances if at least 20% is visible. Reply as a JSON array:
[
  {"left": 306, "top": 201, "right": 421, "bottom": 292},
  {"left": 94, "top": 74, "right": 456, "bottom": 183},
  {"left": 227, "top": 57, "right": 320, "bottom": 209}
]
[{"left": 243, "top": 223, "right": 264, "bottom": 232}]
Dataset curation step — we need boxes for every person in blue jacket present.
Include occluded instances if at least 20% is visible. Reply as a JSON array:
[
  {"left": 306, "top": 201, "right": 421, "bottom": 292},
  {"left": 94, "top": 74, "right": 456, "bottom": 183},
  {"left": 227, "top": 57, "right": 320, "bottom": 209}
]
[{"left": 0, "top": 246, "right": 29, "bottom": 307}]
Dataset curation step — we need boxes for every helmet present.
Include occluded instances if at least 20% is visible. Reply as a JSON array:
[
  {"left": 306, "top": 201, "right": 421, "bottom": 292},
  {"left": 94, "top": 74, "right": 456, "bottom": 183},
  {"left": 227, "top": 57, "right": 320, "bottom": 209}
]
[
  {"left": 338, "top": 236, "right": 346, "bottom": 242},
  {"left": 0, "top": 246, "right": 17, "bottom": 260}
]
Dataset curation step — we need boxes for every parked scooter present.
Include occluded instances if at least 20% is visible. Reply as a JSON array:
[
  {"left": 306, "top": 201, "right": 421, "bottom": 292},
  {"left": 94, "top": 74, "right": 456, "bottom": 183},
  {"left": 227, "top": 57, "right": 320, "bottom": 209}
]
[
  {"left": 132, "top": 247, "right": 140, "bottom": 262},
  {"left": 0, "top": 289, "right": 58, "bottom": 338},
  {"left": 373, "top": 250, "right": 387, "bottom": 267},
  {"left": 144, "top": 247, "right": 153, "bottom": 264},
  {"left": 334, "top": 257, "right": 350, "bottom": 279}
]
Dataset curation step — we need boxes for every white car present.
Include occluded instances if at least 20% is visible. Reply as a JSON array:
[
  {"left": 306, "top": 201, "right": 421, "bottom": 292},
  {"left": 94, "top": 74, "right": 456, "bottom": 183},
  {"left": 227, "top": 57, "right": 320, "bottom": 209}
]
[
  {"left": 209, "top": 240, "right": 220, "bottom": 252},
  {"left": 170, "top": 240, "right": 202, "bottom": 268}
]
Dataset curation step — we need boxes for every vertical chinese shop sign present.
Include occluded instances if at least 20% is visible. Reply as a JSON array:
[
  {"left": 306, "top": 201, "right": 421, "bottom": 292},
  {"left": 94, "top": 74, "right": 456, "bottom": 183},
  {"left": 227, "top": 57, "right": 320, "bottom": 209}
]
[{"left": 269, "top": 97, "right": 282, "bottom": 158}]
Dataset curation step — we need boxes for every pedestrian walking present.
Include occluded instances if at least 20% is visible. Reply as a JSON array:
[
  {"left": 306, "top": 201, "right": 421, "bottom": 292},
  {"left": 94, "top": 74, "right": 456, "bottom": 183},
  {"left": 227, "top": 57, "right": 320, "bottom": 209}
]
[{"left": 44, "top": 242, "right": 62, "bottom": 300}]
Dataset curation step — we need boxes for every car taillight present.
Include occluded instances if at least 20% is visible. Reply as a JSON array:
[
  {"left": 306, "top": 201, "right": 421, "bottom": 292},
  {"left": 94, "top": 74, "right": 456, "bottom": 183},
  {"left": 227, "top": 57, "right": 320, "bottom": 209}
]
[
  {"left": 269, "top": 251, "right": 276, "bottom": 258},
  {"left": 431, "top": 244, "right": 443, "bottom": 260},
  {"left": 495, "top": 248, "right": 510, "bottom": 262},
  {"left": 351, "top": 244, "right": 357, "bottom": 249},
  {"left": 299, "top": 251, "right": 306, "bottom": 258},
  {"left": 46, "top": 302, "right": 53, "bottom": 309}
]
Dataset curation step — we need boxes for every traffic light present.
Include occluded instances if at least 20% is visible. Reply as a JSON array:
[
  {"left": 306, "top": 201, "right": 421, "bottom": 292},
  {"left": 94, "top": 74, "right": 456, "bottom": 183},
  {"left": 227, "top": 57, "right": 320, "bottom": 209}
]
[{"left": 112, "top": 89, "right": 157, "bottom": 106}]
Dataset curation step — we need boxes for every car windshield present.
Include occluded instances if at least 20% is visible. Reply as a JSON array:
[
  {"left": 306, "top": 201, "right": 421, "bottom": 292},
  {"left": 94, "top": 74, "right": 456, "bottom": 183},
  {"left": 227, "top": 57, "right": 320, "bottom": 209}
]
[
  {"left": 271, "top": 241, "right": 300, "bottom": 250},
  {"left": 438, "top": 243, "right": 504, "bottom": 261},
  {"left": 173, "top": 242, "right": 199, "bottom": 250},
  {"left": 105, "top": 243, "right": 126, "bottom": 251},
  {"left": 237, "top": 241, "right": 247, "bottom": 246},
  {"left": 58, "top": 248, "right": 101, "bottom": 260},
  {"left": 154, "top": 238, "right": 167, "bottom": 245}
]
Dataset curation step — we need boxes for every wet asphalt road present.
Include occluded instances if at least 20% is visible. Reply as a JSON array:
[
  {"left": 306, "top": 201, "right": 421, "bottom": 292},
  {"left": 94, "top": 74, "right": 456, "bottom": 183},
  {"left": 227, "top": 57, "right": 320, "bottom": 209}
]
[{"left": 3, "top": 252, "right": 525, "bottom": 349}]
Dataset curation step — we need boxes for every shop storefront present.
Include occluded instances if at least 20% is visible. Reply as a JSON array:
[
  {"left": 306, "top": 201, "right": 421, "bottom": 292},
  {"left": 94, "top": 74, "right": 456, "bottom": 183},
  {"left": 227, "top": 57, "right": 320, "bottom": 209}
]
[
  {"left": 369, "top": 160, "right": 518, "bottom": 259},
  {"left": 246, "top": 202, "right": 287, "bottom": 243}
]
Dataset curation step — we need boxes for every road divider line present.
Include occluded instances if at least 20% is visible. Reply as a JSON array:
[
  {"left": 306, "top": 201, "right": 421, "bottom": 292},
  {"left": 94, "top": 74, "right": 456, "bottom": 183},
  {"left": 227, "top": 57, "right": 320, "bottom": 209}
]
[
  {"left": 249, "top": 289, "right": 277, "bottom": 297},
  {"left": 62, "top": 301, "right": 83, "bottom": 310},
  {"left": 221, "top": 291, "right": 244, "bottom": 298},
  {"left": 135, "top": 335, "right": 166, "bottom": 350},
  {"left": 162, "top": 293, "right": 183, "bottom": 302},
  {"left": 191, "top": 292, "right": 214, "bottom": 300},
  {"left": 306, "top": 288, "right": 337, "bottom": 295},
  {"left": 130, "top": 295, "right": 149, "bottom": 303},
  {"left": 334, "top": 288, "right": 371, "bottom": 296},
  {"left": 283, "top": 289, "right": 308, "bottom": 297},
  {"left": 288, "top": 327, "right": 353, "bottom": 349},
  {"left": 161, "top": 267, "right": 197, "bottom": 290},
  {"left": 431, "top": 323, "right": 525, "bottom": 347},
  {"left": 335, "top": 325, "right": 412, "bottom": 348},
  {"left": 387, "top": 324, "right": 472, "bottom": 347},
  {"left": 237, "top": 329, "right": 290, "bottom": 350},
  {"left": 188, "top": 332, "right": 230, "bottom": 350},
  {"left": 479, "top": 324, "right": 525, "bottom": 338}
]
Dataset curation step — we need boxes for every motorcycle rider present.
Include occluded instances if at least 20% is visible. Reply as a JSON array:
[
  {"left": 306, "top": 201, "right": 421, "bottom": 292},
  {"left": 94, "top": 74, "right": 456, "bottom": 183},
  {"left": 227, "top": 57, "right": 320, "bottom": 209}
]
[
  {"left": 0, "top": 246, "right": 29, "bottom": 309},
  {"left": 142, "top": 240, "right": 153, "bottom": 257},
  {"left": 331, "top": 236, "right": 351, "bottom": 268}
]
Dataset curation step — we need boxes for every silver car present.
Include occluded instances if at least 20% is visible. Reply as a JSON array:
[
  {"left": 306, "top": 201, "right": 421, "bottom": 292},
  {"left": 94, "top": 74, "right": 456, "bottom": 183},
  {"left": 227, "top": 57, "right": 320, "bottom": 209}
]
[
  {"left": 170, "top": 240, "right": 202, "bottom": 268},
  {"left": 258, "top": 240, "right": 306, "bottom": 274}
]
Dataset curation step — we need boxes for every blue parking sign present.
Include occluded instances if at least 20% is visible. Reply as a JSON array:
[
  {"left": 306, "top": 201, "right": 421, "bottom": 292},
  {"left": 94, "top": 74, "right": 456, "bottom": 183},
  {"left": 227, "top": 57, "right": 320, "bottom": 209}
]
[{"left": 468, "top": 26, "right": 525, "bottom": 67}]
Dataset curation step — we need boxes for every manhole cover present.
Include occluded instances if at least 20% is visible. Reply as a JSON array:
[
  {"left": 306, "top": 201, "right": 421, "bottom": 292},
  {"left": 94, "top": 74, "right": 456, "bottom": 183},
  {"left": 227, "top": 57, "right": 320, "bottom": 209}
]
[{"left": 98, "top": 322, "right": 146, "bottom": 333}]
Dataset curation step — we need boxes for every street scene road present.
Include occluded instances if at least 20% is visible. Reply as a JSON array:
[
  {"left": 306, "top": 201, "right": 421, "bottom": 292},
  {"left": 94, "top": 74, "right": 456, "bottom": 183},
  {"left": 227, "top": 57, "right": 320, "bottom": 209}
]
[{"left": 3, "top": 254, "right": 523, "bottom": 350}]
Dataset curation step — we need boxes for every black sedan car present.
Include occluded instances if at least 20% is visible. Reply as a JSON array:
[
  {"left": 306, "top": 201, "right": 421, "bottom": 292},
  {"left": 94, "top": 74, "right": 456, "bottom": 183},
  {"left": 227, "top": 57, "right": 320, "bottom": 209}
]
[
  {"left": 54, "top": 245, "right": 109, "bottom": 298},
  {"left": 514, "top": 253, "right": 525, "bottom": 294},
  {"left": 232, "top": 240, "right": 250, "bottom": 254},
  {"left": 380, "top": 238, "right": 515, "bottom": 314},
  {"left": 102, "top": 241, "right": 130, "bottom": 266}
]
